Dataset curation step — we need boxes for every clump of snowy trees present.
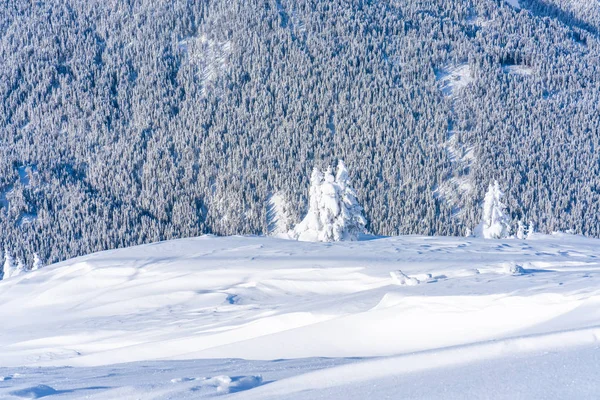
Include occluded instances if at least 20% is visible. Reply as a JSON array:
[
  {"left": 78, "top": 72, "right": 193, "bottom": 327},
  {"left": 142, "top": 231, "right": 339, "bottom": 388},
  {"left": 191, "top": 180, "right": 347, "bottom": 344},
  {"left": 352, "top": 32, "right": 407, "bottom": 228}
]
[
  {"left": 475, "top": 180, "right": 533, "bottom": 240},
  {"left": 0, "top": 250, "right": 43, "bottom": 281},
  {"left": 290, "top": 161, "right": 366, "bottom": 242}
]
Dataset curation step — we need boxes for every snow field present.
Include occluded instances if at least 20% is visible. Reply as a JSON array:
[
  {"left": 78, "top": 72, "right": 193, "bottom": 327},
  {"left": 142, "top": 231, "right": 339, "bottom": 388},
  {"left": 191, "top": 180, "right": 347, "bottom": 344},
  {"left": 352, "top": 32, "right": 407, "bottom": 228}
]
[{"left": 1, "top": 234, "right": 599, "bottom": 398}]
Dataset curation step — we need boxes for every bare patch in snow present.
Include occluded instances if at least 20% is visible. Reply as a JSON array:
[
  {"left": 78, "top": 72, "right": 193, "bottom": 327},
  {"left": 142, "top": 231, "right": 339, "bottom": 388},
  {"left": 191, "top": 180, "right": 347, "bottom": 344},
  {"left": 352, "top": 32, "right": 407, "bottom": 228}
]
[{"left": 436, "top": 64, "right": 474, "bottom": 97}]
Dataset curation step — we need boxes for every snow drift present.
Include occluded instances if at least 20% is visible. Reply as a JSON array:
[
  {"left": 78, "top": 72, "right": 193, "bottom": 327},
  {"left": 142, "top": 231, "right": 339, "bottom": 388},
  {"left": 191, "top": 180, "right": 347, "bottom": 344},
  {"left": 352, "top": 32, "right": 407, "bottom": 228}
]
[{"left": 0, "top": 233, "right": 599, "bottom": 398}]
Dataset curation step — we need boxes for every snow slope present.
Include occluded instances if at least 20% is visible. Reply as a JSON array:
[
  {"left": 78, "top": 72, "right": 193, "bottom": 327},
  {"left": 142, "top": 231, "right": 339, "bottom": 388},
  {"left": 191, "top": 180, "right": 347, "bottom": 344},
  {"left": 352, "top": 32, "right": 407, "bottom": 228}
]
[{"left": 1, "top": 234, "right": 599, "bottom": 398}]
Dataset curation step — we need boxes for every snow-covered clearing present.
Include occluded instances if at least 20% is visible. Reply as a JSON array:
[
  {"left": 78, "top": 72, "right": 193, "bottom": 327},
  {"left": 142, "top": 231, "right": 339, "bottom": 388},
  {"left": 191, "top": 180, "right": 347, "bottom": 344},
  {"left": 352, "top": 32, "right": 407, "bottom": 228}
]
[
  {"left": 436, "top": 64, "right": 473, "bottom": 97},
  {"left": 1, "top": 234, "right": 599, "bottom": 398},
  {"left": 178, "top": 35, "right": 231, "bottom": 96},
  {"left": 503, "top": 64, "right": 534, "bottom": 75},
  {"left": 505, "top": 0, "right": 521, "bottom": 10}
]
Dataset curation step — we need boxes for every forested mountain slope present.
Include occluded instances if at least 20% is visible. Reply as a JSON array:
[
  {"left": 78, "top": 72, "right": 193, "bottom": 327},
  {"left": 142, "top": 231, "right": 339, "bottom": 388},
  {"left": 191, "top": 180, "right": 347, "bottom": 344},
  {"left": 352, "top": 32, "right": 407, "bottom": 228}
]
[{"left": 1, "top": 0, "right": 600, "bottom": 264}]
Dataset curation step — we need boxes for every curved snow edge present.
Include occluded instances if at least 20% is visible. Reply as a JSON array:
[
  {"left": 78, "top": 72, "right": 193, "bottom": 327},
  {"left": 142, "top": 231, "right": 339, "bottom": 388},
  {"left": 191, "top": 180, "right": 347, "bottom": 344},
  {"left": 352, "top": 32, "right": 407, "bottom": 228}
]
[{"left": 239, "top": 325, "right": 600, "bottom": 398}]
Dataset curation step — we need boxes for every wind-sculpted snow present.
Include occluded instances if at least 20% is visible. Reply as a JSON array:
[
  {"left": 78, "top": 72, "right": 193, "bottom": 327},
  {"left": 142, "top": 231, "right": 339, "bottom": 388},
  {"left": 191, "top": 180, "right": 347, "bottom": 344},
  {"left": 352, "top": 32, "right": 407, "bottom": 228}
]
[{"left": 0, "top": 234, "right": 599, "bottom": 398}]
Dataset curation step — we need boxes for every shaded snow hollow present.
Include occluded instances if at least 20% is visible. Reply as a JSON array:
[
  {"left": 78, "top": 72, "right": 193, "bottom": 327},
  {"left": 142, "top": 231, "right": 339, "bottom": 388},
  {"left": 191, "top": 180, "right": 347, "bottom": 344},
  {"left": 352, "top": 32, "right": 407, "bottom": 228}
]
[{"left": 0, "top": 234, "right": 599, "bottom": 399}]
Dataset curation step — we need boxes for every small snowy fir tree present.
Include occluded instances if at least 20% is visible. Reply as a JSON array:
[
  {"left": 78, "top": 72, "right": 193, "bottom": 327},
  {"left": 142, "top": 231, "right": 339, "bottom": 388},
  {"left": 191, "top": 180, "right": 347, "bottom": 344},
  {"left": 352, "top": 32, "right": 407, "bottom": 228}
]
[
  {"left": 478, "top": 180, "right": 511, "bottom": 239},
  {"left": 291, "top": 167, "right": 325, "bottom": 241},
  {"left": 516, "top": 220, "right": 526, "bottom": 240},
  {"left": 333, "top": 160, "right": 367, "bottom": 240},
  {"left": 32, "top": 253, "right": 44, "bottom": 271},
  {"left": 3, "top": 249, "right": 16, "bottom": 279},
  {"left": 292, "top": 161, "right": 366, "bottom": 242},
  {"left": 527, "top": 221, "right": 535, "bottom": 238},
  {"left": 316, "top": 166, "right": 340, "bottom": 241}
]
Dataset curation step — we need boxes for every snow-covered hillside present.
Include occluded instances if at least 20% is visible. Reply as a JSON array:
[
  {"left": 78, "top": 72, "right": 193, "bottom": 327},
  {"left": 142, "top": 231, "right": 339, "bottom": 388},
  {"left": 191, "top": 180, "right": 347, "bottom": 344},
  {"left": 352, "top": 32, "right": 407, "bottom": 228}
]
[{"left": 1, "top": 234, "right": 599, "bottom": 399}]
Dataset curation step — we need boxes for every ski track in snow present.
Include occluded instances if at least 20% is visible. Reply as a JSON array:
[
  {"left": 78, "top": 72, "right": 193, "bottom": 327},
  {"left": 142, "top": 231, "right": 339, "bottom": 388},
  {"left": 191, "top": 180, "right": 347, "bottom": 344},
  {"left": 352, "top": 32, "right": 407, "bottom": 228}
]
[{"left": 1, "top": 234, "right": 600, "bottom": 398}]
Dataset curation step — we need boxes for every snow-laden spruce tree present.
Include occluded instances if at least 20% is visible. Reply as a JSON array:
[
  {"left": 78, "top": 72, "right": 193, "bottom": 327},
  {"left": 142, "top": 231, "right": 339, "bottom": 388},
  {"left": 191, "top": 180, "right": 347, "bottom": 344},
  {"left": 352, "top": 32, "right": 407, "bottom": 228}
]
[
  {"left": 3, "top": 250, "right": 16, "bottom": 280},
  {"left": 333, "top": 160, "right": 367, "bottom": 240},
  {"left": 478, "top": 180, "right": 511, "bottom": 239},
  {"left": 32, "top": 253, "right": 44, "bottom": 271},
  {"left": 516, "top": 220, "right": 526, "bottom": 240},
  {"left": 292, "top": 161, "right": 366, "bottom": 242},
  {"left": 292, "top": 167, "right": 325, "bottom": 241}
]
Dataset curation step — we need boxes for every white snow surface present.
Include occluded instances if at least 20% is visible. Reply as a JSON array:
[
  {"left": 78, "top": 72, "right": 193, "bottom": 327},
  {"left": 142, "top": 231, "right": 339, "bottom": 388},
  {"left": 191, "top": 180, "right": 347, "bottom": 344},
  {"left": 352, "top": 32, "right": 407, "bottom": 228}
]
[
  {"left": 436, "top": 64, "right": 474, "bottom": 97},
  {"left": 505, "top": 0, "right": 521, "bottom": 9},
  {"left": 1, "top": 234, "right": 600, "bottom": 399},
  {"left": 503, "top": 64, "right": 533, "bottom": 75}
]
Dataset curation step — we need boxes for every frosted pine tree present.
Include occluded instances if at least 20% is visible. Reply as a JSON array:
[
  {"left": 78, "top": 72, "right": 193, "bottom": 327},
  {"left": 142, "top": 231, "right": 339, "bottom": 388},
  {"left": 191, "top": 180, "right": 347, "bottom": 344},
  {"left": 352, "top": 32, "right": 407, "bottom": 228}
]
[
  {"left": 527, "top": 221, "right": 535, "bottom": 238},
  {"left": 292, "top": 167, "right": 325, "bottom": 241},
  {"left": 333, "top": 160, "right": 366, "bottom": 240},
  {"left": 32, "top": 253, "right": 44, "bottom": 271},
  {"left": 292, "top": 161, "right": 366, "bottom": 242},
  {"left": 317, "top": 166, "right": 344, "bottom": 241},
  {"left": 516, "top": 220, "right": 526, "bottom": 240},
  {"left": 3, "top": 250, "right": 16, "bottom": 280},
  {"left": 478, "top": 180, "right": 511, "bottom": 239}
]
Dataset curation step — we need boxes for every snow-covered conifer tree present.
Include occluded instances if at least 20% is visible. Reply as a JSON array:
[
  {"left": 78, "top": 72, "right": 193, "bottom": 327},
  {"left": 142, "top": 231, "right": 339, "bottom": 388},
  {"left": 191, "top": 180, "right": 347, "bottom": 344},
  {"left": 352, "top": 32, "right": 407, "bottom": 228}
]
[
  {"left": 527, "top": 221, "right": 535, "bottom": 238},
  {"left": 292, "top": 161, "right": 366, "bottom": 242},
  {"left": 333, "top": 160, "right": 366, "bottom": 241},
  {"left": 3, "top": 250, "right": 16, "bottom": 279},
  {"left": 516, "top": 220, "right": 526, "bottom": 240},
  {"left": 478, "top": 180, "right": 511, "bottom": 239},
  {"left": 316, "top": 166, "right": 341, "bottom": 241},
  {"left": 32, "top": 253, "right": 44, "bottom": 271},
  {"left": 291, "top": 167, "right": 325, "bottom": 241}
]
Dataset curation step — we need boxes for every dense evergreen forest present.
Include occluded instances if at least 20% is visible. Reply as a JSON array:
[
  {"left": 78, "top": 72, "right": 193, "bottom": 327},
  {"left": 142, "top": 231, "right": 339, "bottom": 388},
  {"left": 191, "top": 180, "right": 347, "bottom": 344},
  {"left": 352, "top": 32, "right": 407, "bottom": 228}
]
[{"left": 1, "top": 0, "right": 600, "bottom": 265}]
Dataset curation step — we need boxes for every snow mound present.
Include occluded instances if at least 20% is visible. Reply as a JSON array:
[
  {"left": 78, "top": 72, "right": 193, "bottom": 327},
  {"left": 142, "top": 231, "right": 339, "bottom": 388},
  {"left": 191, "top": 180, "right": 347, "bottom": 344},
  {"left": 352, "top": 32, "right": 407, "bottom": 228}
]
[
  {"left": 503, "top": 262, "right": 526, "bottom": 275},
  {"left": 10, "top": 385, "right": 58, "bottom": 398},
  {"left": 196, "top": 375, "right": 263, "bottom": 393},
  {"left": 390, "top": 270, "right": 420, "bottom": 286}
]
